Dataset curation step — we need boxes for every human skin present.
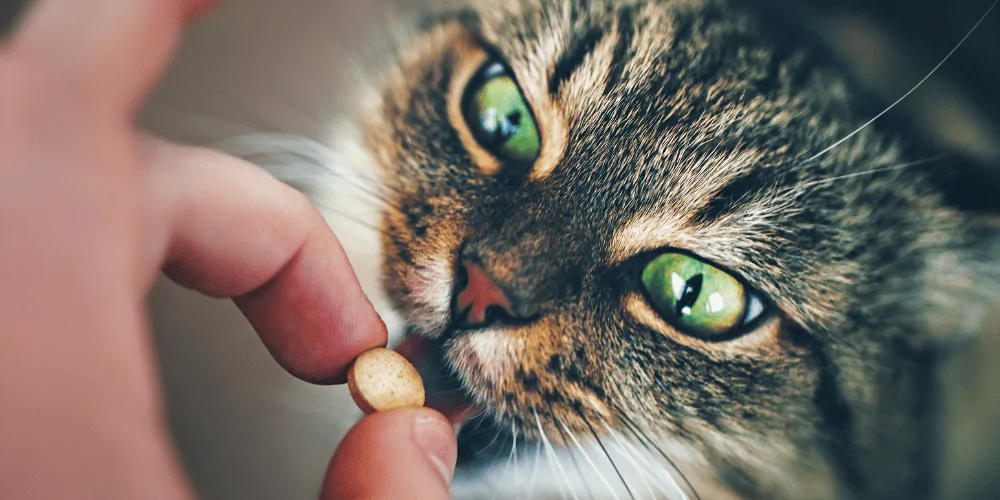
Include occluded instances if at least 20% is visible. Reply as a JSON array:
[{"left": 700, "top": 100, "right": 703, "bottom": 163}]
[{"left": 0, "top": 1, "right": 455, "bottom": 498}]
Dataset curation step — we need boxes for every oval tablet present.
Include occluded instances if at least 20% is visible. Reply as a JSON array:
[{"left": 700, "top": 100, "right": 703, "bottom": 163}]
[{"left": 348, "top": 348, "right": 426, "bottom": 414}]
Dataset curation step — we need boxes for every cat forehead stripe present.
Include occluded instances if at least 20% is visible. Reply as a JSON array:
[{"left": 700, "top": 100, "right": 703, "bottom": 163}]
[
  {"left": 548, "top": 27, "right": 606, "bottom": 95},
  {"left": 532, "top": 11, "right": 623, "bottom": 182},
  {"left": 691, "top": 164, "right": 789, "bottom": 224}
]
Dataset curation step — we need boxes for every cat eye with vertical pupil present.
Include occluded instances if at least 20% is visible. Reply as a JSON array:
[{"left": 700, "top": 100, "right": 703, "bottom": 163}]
[
  {"left": 461, "top": 61, "right": 541, "bottom": 165},
  {"left": 640, "top": 253, "right": 767, "bottom": 340}
]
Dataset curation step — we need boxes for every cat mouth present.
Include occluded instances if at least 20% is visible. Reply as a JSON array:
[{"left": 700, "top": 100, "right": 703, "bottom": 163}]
[
  {"left": 395, "top": 333, "right": 478, "bottom": 427},
  {"left": 396, "top": 331, "right": 524, "bottom": 469}
]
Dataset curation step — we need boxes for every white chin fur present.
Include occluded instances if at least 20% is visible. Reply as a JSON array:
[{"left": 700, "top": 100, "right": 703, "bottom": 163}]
[{"left": 460, "top": 329, "right": 518, "bottom": 384}]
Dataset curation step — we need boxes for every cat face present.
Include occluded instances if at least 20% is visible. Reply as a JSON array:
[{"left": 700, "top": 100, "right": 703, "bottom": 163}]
[{"left": 365, "top": 0, "right": 994, "bottom": 497}]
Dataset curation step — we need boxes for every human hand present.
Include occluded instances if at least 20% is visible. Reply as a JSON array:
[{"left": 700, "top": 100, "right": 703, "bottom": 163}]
[{"left": 0, "top": 0, "right": 454, "bottom": 498}]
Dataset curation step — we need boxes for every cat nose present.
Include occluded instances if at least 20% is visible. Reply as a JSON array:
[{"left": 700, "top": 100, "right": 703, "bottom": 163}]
[{"left": 453, "top": 259, "right": 536, "bottom": 329}]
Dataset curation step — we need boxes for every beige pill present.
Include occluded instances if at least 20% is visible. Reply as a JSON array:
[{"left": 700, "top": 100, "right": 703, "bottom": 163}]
[{"left": 348, "top": 348, "right": 426, "bottom": 414}]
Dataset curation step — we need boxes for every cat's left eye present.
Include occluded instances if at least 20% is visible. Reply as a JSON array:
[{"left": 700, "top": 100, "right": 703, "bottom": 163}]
[
  {"left": 640, "top": 252, "right": 767, "bottom": 340},
  {"left": 461, "top": 61, "right": 541, "bottom": 165}
]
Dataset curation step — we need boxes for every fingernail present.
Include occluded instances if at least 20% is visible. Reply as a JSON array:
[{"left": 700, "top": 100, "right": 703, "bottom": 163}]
[{"left": 412, "top": 412, "right": 457, "bottom": 485}]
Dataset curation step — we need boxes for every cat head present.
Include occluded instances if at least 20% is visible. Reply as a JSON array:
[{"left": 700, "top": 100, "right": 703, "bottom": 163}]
[{"left": 364, "top": 0, "right": 999, "bottom": 496}]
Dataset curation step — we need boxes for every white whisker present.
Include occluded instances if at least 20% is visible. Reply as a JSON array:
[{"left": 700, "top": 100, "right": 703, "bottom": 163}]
[
  {"left": 490, "top": 424, "right": 519, "bottom": 500},
  {"left": 615, "top": 411, "right": 700, "bottom": 500},
  {"left": 512, "top": 423, "right": 520, "bottom": 484},
  {"left": 803, "top": 0, "right": 998, "bottom": 163},
  {"left": 604, "top": 424, "right": 659, "bottom": 500},
  {"left": 798, "top": 155, "right": 946, "bottom": 190},
  {"left": 526, "top": 440, "right": 543, "bottom": 499},
  {"left": 534, "top": 409, "right": 579, "bottom": 500},
  {"left": 559, "top": 420, "right": 622, "bottom": 500},
  {"left": 639, "top": 446, "right": 689, "bottom": 499},
  {"left": 579, "top": 414, "right": 637, "bottom": 500},
  {"left": 616, "top": 431, "right": 688, "bottom": 500},
  {"left": 474, "top": 424, "right": 506, "bottom": 457}
]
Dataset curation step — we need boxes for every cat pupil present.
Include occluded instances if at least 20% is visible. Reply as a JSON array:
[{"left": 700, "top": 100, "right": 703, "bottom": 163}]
[
  {"left": 480, "top": 108, "right": 522, "bottom": 146},
  {"left": 674, "top": 273, "right": 704, "bottom": 317}
]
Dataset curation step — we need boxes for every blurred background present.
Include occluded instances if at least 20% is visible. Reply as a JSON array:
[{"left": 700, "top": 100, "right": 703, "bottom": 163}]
[{"left": 3, "top": 0, "right": 999, "bottom": 498}]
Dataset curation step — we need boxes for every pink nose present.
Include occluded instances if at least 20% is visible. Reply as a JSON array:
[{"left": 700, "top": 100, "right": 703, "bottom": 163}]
[{"left": 454, "top": 260, "right": 515, "bottom": 327}]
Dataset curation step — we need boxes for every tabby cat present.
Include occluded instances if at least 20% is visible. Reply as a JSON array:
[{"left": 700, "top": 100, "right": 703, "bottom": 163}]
[{"left": 234, "top": 0, "right": 1000, "bottom": 498}]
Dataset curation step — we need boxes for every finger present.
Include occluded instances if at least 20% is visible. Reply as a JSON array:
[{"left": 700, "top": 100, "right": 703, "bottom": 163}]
[
  {"left": 143, "top": 137, "right": 387, "bottom": 384},
  {"left": 324, "top": 408, "right": 457, "bottom": 500},
  {"left": 11, "top": 0, "right": 221, "bottom": 115}
]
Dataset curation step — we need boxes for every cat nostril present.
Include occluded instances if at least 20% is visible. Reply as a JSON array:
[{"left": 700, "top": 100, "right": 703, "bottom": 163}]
[
  {"left": 454, "top": 258, "right": 470, "bottom": 291},
  {"left": 483, "top": 305, "right": 515, "bottom": 325},
  {"left": 453, "top": 259, "right": 521, "bottom": 329}
]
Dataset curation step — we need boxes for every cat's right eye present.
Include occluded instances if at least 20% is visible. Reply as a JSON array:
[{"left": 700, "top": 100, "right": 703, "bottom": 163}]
[
  {"left": 461, "top": 61, "right": 541, "bottom": 166},
  {"left": 640, "top": 252, "right": 767, "bottom": 341}
]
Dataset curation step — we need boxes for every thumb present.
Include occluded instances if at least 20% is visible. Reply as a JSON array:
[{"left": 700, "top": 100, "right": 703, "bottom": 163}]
[{"left": 324, "top": 408, "right": 457, "bottom": 500}]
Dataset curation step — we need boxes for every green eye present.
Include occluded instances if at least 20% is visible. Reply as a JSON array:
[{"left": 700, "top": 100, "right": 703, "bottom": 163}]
[
  {"left": 640, "top": 252, "right": 766, "bottom": 339},
  {"left": 461, "top": 62, "right": 541, "bottom": 165}
]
